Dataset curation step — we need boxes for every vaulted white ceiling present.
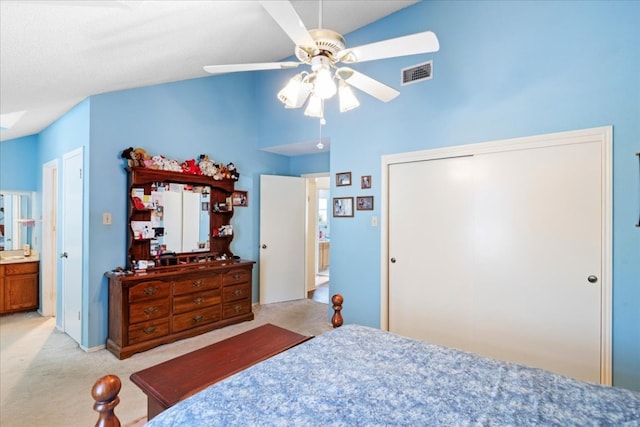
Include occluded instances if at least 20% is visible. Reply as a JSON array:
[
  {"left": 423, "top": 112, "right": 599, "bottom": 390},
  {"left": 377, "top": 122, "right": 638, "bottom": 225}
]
[{"left": 0, "top": 0, "right": 418, "bottom": 142}]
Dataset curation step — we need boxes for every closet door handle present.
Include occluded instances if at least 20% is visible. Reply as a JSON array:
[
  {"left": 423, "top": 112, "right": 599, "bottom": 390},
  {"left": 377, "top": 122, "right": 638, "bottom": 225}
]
[
  {"left": 390, "top": 258, "right": 396, "bottom": 263},
  {"left": 587, "top": 275, "right": 598, "bottom": 283}
]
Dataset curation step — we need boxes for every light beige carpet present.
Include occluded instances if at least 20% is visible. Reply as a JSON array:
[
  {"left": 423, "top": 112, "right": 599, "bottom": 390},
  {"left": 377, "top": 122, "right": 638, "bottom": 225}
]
[{"left": 0, "top": 299, "right": 332, "bottom": 427}]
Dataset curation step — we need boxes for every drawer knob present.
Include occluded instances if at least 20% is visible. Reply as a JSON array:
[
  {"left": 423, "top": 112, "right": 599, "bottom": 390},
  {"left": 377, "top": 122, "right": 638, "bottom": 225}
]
[
  {"left": 233, "top": 274, "right": 242, "bottom": 280},
  {"left": 233, "top": 305, "right": 242, "bottom": 313},
  {"left": 143, "top": 327, "right": 156, "bottom": 335},
  {"left": 233, "top": 289, "right": 242, "bottom": 296},
  {"left": 144, "top": 306, "right": 158, "bottom": 315},
  {"left": 192, "top": 280, "right": 203, "bottom": 287},
  {"left": 143, "top": 287, "right": 158, "bottom": 296},
  {"left": 192, "top": 315, "right": 204, "bottom": 323},
  {"left": 193, "top": 297, "right": 205, "bottom": 305}
]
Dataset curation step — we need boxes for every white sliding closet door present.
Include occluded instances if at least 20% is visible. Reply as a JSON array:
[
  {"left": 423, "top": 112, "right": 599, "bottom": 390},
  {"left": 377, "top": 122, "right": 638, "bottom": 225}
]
[
  {"left": 388, "top": 157, "right": 474, "bottom": 351},
  {"left": 472, "top": 142, "right": 602, "bottom": 383},
  {"left": 386, "top": 127, "right": 610, "bottom": 384}
]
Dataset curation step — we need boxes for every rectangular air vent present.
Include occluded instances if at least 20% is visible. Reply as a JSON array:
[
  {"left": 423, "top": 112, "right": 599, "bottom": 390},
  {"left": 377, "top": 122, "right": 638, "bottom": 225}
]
[{"left": 401, "top": 60, "right": 433, "bottom": 86}]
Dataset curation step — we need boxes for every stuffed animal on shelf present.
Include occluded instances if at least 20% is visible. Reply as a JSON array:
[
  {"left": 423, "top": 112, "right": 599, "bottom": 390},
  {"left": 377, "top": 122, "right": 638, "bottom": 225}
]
[
  {"left": 133, "top": 147, "right": 150, "bottom": 166},
  {"left": 198, "top": 154, "right": 218, "bottom": 177},
  {"left": 227, "top": 162, "right": 240, "bottom": 180},
  {"left": 181, "top": 158, "right": 202, "bottom": 175},
  {"left": 121, "top": 147, "right": 137, "bottom": 167}
]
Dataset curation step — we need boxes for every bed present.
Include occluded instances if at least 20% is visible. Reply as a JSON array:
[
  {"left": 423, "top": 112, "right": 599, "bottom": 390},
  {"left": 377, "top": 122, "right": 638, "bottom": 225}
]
[{"left": 92, "top": 295, "right": 640, "bottom": 426}]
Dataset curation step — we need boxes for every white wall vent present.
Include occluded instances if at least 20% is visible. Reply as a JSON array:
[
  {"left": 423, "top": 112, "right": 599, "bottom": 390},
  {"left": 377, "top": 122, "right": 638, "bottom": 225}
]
[{"left": 401, "top": 60, "right": 433, "bottom": 86}]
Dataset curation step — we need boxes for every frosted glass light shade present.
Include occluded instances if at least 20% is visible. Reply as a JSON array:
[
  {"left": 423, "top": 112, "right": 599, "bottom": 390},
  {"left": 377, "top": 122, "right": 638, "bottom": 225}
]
[
  {"left": 338, "top": 80, "right": 360, "bottom": 112},
  {"left": 314, "top": 67, "right": 337, "bottom": 100},
  {"left": 304, "top": 95, "right": 324, "bottom": 118},
  {"left": 277, "top": 73, "right": 310, "bottom": 108}
]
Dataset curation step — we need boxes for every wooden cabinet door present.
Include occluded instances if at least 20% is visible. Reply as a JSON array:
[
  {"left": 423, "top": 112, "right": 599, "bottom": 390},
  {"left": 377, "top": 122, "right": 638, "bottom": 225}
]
[{"left": 5, "top": 274, "right": 38, "bottom": 311}]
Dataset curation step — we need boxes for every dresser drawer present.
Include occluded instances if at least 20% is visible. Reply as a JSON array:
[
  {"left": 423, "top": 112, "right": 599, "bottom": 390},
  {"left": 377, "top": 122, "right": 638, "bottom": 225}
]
[
  {"left": 223, "top": 283, "right": 250, "bottom": 302},
  {"left": 173, "top": 289, "right": 221, "bottom": 314},
  {"left": 173, "top": 274, "right": 221, "bottom": 295},
  {"left": 222, "top": 268, "right": 251, "bottom": 286},
  {"left": 173, "top": 306, "right": 221, "bottom": 332},
  {"left": 222, "top": 299, "right": 251, "bottom": 319},
  {"left": 129, "top": 299, "right": 170, "bottom": 324},
  {"left": 129, "top": 318, "right": 169, "bottom": 344},
  {"left": 129, "top": 280, "right": 170, "bottom": 303}
]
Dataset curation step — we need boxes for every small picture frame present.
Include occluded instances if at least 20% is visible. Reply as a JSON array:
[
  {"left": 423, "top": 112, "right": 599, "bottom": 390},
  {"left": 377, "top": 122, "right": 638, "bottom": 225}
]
[
  {"left": 232, "top": 190, "right": 248, "bottom": 207},
  {"left": 336, "top": 172, "right": 352, "bottom": 187},
  {"left": 333, "top": 197, "right": 354, "bottom": 217},
  {"left": 357, "top": 196, "right": 374, "bottom": 210},
  {"left": 361, "top": 175, "right": 372, "bottom": 189}
]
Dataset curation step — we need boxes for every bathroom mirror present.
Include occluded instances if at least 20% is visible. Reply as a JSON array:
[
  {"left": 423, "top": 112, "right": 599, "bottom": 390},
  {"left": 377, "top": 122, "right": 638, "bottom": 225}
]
[{"left": 0, "top": 191, "right": 34, "bottom": 251}]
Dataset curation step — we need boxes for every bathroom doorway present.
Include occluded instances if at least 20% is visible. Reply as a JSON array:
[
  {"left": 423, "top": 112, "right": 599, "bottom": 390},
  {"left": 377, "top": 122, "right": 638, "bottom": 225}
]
[{"left": 304, "top": 174, "right": 330, "bottom": 304}]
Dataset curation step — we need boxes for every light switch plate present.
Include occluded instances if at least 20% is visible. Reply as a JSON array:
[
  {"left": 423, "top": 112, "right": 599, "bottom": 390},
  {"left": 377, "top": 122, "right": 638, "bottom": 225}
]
[
  {"left": 371, "top": 216, "right": 378, "bottom": 227},
  {"left": 103, "top": 212, "right": 112, "bottom": 225}
]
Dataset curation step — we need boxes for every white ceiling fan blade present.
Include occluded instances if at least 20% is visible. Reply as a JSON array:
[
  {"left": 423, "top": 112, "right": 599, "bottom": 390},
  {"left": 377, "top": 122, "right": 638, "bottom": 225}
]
[
  {"left": 259, "top": 1, "right": 318, "bottom": 52},
  {"left": 204, "top": 62, "right": 300, "bottom": 75},
  {"left": 337, "top": 68, "right": 399, "bottom": 102},
  {"left": 338, "top": 31, "right": 439, "bottom": 64}
]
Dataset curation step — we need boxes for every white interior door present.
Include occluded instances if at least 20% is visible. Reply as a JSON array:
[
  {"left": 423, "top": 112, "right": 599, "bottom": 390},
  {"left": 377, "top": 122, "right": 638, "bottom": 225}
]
[
  {"left": 62, "top": 148, "right": 83, "bottom": 345},
  {"left": 259, "top": 175, "right": 306, "bottom": 304},
  {"left": 41, "top": 160, "right": 58, "bottom": 317},
  {"left": 385, "top": 127, "right": 611, "bottom": 384}
]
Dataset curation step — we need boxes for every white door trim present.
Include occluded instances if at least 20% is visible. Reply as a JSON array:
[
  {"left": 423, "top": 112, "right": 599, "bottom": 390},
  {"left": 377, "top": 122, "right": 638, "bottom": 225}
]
[
  {"left": 41, "top": 159, "right": 58, "bottom": 317},
  {"left": 381, "top": 126, "right": 612, "bottom": 384}
]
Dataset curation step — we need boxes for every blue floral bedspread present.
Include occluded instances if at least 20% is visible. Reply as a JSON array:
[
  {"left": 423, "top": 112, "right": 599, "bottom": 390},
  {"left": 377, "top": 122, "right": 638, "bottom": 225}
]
[{"left": 146, "top": 324, "right": 640, "bottom": 426}]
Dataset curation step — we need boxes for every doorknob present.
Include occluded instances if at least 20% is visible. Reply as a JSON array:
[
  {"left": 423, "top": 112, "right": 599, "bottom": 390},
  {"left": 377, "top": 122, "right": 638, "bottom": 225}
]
[
  {"left": 390, "top": 258, "right": 396, "bottom": 263},
  {"left": 587, "top": 275, "right": 598, "bottom": 283},
  {"left": 60, "top": 252, "right": 68, "bottom": 258},
  {"left": 261, "top": 244, "right": 267, "bottom": 249}
]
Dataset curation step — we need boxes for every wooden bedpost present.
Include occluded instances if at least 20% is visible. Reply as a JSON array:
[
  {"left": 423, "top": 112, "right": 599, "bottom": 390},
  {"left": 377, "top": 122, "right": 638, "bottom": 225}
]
[
  {"left": 331, "top": 294, "right": 343, "bottom": 328},
  {"left": 92, "top": 374, "right": 122, "bottom": 427}
]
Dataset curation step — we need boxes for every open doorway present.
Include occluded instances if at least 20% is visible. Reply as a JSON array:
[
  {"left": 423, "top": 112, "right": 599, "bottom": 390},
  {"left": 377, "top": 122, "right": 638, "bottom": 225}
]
[{"left": 304, "top": 174, "right": 330, "bottom": 304}]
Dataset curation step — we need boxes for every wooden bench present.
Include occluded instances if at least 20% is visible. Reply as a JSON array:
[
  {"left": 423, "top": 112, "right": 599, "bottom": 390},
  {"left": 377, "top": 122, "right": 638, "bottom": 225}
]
[{"left": 130, "top": 323, "right": 312, "bottom": 420}]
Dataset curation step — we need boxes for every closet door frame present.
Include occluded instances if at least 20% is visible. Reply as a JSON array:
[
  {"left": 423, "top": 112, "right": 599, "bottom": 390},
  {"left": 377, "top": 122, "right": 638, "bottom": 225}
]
[{"left": 380, "top": 125, "right": 612, "bottom": 384}]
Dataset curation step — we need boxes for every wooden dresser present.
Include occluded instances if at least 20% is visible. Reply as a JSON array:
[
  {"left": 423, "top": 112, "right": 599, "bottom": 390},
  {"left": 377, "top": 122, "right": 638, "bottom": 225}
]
[{"left": 106, "top": 260, "right": 254, "bottom": 359}]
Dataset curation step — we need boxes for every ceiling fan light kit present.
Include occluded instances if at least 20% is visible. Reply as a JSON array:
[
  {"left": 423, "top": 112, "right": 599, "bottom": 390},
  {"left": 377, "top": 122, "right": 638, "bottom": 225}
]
[{"left": 203, "top": 1, "right": 439, "bottom": 122}]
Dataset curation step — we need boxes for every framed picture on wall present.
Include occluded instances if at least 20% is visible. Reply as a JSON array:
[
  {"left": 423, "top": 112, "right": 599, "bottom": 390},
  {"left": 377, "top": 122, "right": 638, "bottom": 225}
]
[
  {"left": 333, "top": 197, "right": 354, "bottom": 217},
  {"left": 361, "top": 175, "right": 372, "bottom": 189},
  {"left": 336, "top": 172, "right": 352, "bottom": 186},
  {"left": 357, "top": 196, "right": 374, "bottom": 210}
]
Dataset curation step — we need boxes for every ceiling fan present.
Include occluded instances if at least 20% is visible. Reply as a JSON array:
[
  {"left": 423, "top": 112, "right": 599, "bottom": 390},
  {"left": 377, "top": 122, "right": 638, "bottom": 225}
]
[{"left": 203, "top": 1, "right": 439, "bottom": 121}]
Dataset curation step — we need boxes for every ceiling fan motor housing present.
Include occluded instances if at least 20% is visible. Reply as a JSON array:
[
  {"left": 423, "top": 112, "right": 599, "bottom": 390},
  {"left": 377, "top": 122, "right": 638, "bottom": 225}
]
[{"left": 295, "top": 29, "right": 346, "bottom": 63}]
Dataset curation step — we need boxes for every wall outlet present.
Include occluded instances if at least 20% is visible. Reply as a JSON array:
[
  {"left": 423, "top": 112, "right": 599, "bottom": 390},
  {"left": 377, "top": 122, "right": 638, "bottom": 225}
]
[{"left": 103, "top": 212, "right": 112, "bottom": 225}]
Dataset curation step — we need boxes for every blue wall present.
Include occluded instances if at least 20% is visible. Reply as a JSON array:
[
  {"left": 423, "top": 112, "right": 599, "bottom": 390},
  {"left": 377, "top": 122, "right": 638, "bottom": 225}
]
[
  {"left": 2, "top": 0, "right": 637, "bottom": 390},
  {"left": 0, "top": 135, "right": 39, "bottom": 190}
]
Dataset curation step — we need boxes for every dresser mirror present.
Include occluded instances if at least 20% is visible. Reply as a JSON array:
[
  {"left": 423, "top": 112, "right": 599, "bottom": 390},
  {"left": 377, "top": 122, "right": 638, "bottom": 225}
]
[{"left": 132, "top": 183, "right": 211, "bottom": 255}]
